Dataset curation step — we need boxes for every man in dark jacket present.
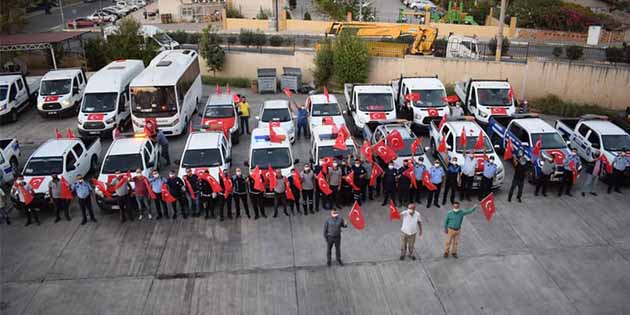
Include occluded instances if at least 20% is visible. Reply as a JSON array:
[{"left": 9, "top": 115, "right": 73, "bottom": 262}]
[
  {"left": 381, "top": 162, "right": 398, "bottom": 206},
  {"left": 199, "top": 170, "right": 215, "bottom": 219},
  {"left": 183, "top": 168, "right": 200, "bottom": 217},
  {"left": 442, "top": 157, "right": 461, "bottom": 205},
  {"left": 508, "top": 151, "right": 528, "bottom": 202},
  {"left": 232, "top": 168, "right": 250, "bottom": 218},
  {"left": 323, "top": 208, "right": 348, "bottom": 267},
  {"left": 166, "top": 170, "right": 187, "bottom": 219},
  {"left": 249, "top": 173, "right": 266, "bottom": 219},
  {"left": 288, "top": 168, "right": 302, "bottom": 215},
  {"left": 398, "top": 161, "right": 412, "bottom": 206}
]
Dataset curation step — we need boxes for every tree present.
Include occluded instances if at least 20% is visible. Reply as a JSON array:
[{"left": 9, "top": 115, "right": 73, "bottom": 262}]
[
  {"left": 333, "top": 32, "right": 369, "bottom": 85},
  {"left": 565, "top": 45, "right": 583, "bottom": 60},
  {"left": 84, "top": 38, "right": 108, "bottom": 71},
  {"left": 552, "top": 47, "right": 563, "bottom": 58},
  {"left": 313, "top": 39, "right": 334, "bottom": 87},
  {"left": 199, "top": 28, "right": 225, "bottom": 76},
  {"left": 106, "top": 19, "right": 157, "bottom": 65},
  {"left": 0, "top": 0, "right": 28, "bottom": 34},
  {"left": 314, "top": 0, "right": 375, "bottom": 21},
  {"left": 488, "top": 37, "right": 510, "bottom": 55}
]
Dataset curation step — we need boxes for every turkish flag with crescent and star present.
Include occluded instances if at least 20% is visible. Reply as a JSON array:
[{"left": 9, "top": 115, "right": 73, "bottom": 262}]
[
  {"left": 317, "top": 172, "right": 333, "bottom": 195},
  {"left": 87, "top": 113, "right": 104, "bottom": 121},
  {"left": 333, "top": 132, "right": 347, "bottom": 151},
  {"left": 474, "top": 130, "right": 485, "bottom": 150},
  {"left": 349, "top": 201, "right": 366, "bottom": 230},
  {"left": 292, "top": 169, "right": 303, "bottom": 191},
  {"left": 28, "top": 177, "right": 45, "bottom": 190},
  {"left": 252, "top": 166, "right": 266, "bottom": 191},
  {"left": 369, "top": 162, "right": 383, "bottom": 187},
  {"left": 422, "top": 170, "right": 437, "bottom": 191},
  {"left": 389, "top": 200, "right": 400, "bottom": 221},
  {"left": 92, "top": 179, "right": 112, "bottom": 199},
  {"left": 532, "top": 136, "right": 542, "bottom": 158},
  {"left": 403, "top": 165, "right": 417, "bottom": 189},
  {"left": 411, "top": 137, "right": 422, "bottom": 156},
  {"left": 361, "top": 141, "right": 373, "bottom": 163},
  {"left": 459, "top": 128, "right": 468, "bottom": 148},
  {"left": 16, "top": 183, "right": 34, "bottom": 205},
  {"left": 161, "top": 183, "right": 177, "bottom": 203},
  {"left": 480, "top": 193, "right": 496, "bottom": 222},
  {"left": 504, "top": 138, "right": 514, "bottom": 160},
  {"left": 269, "top": 124, "right": 285, "bottom": 143},
  {"left": 437, "top": 137, "right": 447, "bottom": 153},
  {"left": 266, "top": 165, "right": 277, "bottom": 190},
  {"left": 60, "top": 176, "right": 73, "bottom": 200},
  {"left": 344, "top": 171, "right": 360, "bottom": 191},
  {"left": 284, "top": 178, "right": 295, "bottom": 201},
  {"left": 438, "top": 113, "right": 448, "bottom": 130},
  {"left": 369, "top": 112, "right": 387, "bottom": 120},
  {"left": 373, "top": 140, "right": 397, "bottom": 163},
  {"left": 386, "top": 129, "right": 405, "bottom": 151}
]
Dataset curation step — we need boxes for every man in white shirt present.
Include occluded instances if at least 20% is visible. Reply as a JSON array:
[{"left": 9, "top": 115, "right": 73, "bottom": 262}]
[{"left": 399, "top": 203, "right": 423, "bottom": 261}]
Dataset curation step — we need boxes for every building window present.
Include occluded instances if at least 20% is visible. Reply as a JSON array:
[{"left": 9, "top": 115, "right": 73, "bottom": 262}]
[{"left": 182, "top": 7, "right": 194, "bottom": 17}]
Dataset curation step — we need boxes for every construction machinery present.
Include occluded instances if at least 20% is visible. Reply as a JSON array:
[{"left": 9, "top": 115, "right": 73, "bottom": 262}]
[{"left": 326, "top": 22, "right": 438, "bottom": 56}]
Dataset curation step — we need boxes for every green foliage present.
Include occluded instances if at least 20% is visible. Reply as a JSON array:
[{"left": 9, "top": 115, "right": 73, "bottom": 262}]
[
  {"left": 227, "top": 36, "right": 237, "bottom": 45},
  {"left": 252, "top": 30, "right": 267, "bottom": 46},
  {"left": 166, "top": 31, "right": 201, "bottom": 44},
  {"left": 239, "top": 29, "right": 266, "bottom": 47},
  {"left": 314, "top": 0, "right": 375, "bottom": 21},
  {"left": 605, "top": 43, "right": 630, "bottom": 63},
  {"left": 105, "top": 19, "right": 157, "bottom": 66},
  {"left": 201, "top": 76, "right": 250, "bottom": 88},
  {"left": 313, "top": 39, "right": 334, "bottom": 87},
  {"left": 508, "top": 0, "right": 618, "bottom": 32},
  {"left": 226, "top": 4, "right": 243, "bottom": 18},
  {"left": 467, "top": 1, "right": 491, "bottom": 25},
  {"left": 256, "top": 7, "right": 272, "bottom": 19},
  {"left": 199, "top": 28, "right": 225, "bottom": 76},
  {"left": 552, "top": 46, "right": 563, "bottom": 58},
  {"left": 269, "top": 35, "right": 284, "bottom": 47},
  {"left": 333, "top": 32, "right": 369, "bottom": 85},
  {"left": 530, "top": 95, "right": 615, "bottom": 117},
  {"left": 565, "top": 45, "right": 583, "bottom": 60},
  {"left": 84, "top": 38, "right": 108, "bottom": 71},
  {"left": 304, "top": 11, "right": 312, "bottom": 20},
  {"left": 0, "top": 0, "right": 28, "bottom": 34},
  {"left": 488, "top": 37, "right": 510, "bottom": 55}
]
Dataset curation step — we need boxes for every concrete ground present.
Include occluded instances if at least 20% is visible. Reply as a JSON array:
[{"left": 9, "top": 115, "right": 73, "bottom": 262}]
[{"left": 1, "top": 86, "right": 630, "bottom": 315}]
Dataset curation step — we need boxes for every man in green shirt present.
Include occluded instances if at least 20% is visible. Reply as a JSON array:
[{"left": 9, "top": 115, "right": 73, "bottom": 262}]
[{"left": 443, "top": 201, "right": 478, "bottom": 258}]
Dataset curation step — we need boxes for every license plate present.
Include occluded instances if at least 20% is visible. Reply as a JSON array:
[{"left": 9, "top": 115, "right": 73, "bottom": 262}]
[
  {"left": 111, "top": 205, "right": 120, "bottom": 209},
  {"left": 47, "top": 112, "right": 56, "bottom": 115}
]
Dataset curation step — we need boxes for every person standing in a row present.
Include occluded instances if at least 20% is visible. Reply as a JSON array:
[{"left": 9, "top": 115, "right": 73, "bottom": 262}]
[
  {"left": 381, "top": 161, "right": 398, "bottom": 206},
  {"left": 414, "top": 156, "right": 426, "bottom": 203},
  {"left": 11, "top": 175, "right": 39, "bottom": 226},
  {"left": 442, "top": 157, "right": 461, "bottom": 205},
  {"left": 443, "top": 201, "right": 478, "bottom": 259},
  {"left": 273, "top": 171, "right": 289, "bottom": 217},
  {"left": 608, "top": 151, "right": 629, "bottom": 194},
  {"left": 288, "top": 169, "right": 302, "bottom": 215},
  {"left": 110, "top": 171, "right": 132, "bottom": 223},
  {"left": 166, "top": 170, "right": 187, "bottom": 219},
  {"left": 301, "top": 164, "right": 315, "bottom": 215},
  {"left": 460, "top": 152, "right": 476, "bottom": 201},
  {"left": 200, "top": 170, "right": 215, "bottom": 219},
  {"left": 327, "top": 161, "right": 342, "bottom": 209},
  {"left": 132, "top": 169, "right": 152, "bottom": 220},
  {"left": 232, "top": 168, "right": 250, "bottom": 218},
  {"left": 508, "top": 151, "right": 528, "bottom": 203},
  {"left": 149, "top": 170, "right": 168, "bottom": 219},
  {"left": 183, "top": 168, "right": 201, "bottom": 217},
  {"left": 72, "top": 175, "right": 97, "bottom": 225},
  {"left": 479, "top": 156, "right": 497, "bottom": 201},
  {"left": 398, "top": 160, "right": 412, "bottom": 206},
  {"left": 582, "top": 151, "right": 603, "bottom": 196},
  {"left": 534, "top": 154, "right": 554, "bottom": 197},
  {"left": 426, "top": 161, "right": 444, "bottom": 208},
  {"left": 249, "top": 172, "right": 266, "bottom": 219},
  {"left": 49, "top": 174, "right": 70, "bottom": 222},
  {"left": 558, "top": 148, "right": 581, "bottom": 197}
]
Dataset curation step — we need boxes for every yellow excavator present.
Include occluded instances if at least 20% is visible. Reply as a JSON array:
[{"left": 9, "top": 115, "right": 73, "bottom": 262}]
[{"left": 326, "top": 22, "right": 438, "bottom": 56}]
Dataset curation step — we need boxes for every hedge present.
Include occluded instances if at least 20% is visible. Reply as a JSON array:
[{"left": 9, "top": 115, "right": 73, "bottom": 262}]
[
  {"left": 529, "top": 94, "right": 615, "bottom": 117},
  {"left": 202, "top": 76, "right": 251, "bottom": 88}
]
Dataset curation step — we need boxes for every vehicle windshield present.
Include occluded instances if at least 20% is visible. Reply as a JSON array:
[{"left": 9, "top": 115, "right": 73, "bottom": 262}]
[
  {"left": 358, "top": 93, "right": 394, "bottom": 112},
  {"left": 102, "top": 154, "right": 143, "bottom": 173},
  {"left": 602, "top": 134, "right": 630, "bottom": 151},
  {"left": 261, "top": 108, "right": 291, "bottom": 122},
  {"left": 23, "top": 157, "right": 63, "bottom": 176},
  {"left": 205, "top": 105, "right": 234, "bottom": 118},
  {"left": 0, "top": 85, "right": 7, "bottom": 100},
  {"left": 153, "top": 33, "right": 172, "bottom": 46},
  {"left": 251, "top": 148, "right": 292, "bottom": 169},
  {"left": 456, "top": 136, "right": 493, "bottom": 153},
  {"left": 40, "top": 79, "right": 71, "bottom": 96},
  {"left": 182, "top": 149, "right": 223, "bottom": 168},
  {"left": 318, "top": 145, "right": 357, "bottom": 160},
  {"left": 131, "top": 86, "right": 177, "bottom": 118},
  {"left": 410, "top": 89, "right": 446, "bottom": 107},
  {"left": 391, "top": 138, "right": 424, "bottom": 157},
  {"left": 82, "top": 92, "right": 118, "bottom": 113},
  {"left": 477, "top": 88, "right": 511, "bottom": 106},
  {"left": 531, "top": 133, "right": 567, "bottom": 149},
  {"left": 311, "top": 103, "right": 341, "bottom": 116}
]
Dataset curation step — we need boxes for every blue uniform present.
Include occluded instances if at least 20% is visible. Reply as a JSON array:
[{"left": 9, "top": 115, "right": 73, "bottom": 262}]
[
  {"left": 149, "top": 176, "right": 165, "bottom": 193},
  {"left": 72, "top": 181, "right": 92, "bottom": 199},
  {"left": 564, "top": 153, "right": 581, "bottom": 169},
  {"left": 414, "top": 164, "right": 426, "bottom": 181},
  {"left": 297, "top": 108, "right": 308, "bottom": 125},
  {"left": 430, "top": 166, "right": 445, "bottom": 184},
  {"left": 612, "top": 155, "right": 628, "bottom": 171},
  {"left": 482, "top": 161, "right": 497, "bottom": 179}
]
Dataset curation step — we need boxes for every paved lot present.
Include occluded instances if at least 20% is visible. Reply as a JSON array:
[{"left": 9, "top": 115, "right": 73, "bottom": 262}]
[{"left": 1, "top": 85, "right": 630, "bottom": 315}]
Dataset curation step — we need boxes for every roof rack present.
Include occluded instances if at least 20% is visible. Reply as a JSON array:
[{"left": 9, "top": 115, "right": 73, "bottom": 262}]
[{"left": 580, "top": 114, "right": 608, "bottom": 121}]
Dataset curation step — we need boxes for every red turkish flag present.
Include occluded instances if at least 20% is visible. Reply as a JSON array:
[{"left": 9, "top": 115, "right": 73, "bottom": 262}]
[
  {"left": 16, "top": 183, "right": 34, "bottom": 205},
  {"left": 569, "top": 160, "right": 578, "bottom": 183},
  {"left": 474, "top": 131, "right": 485, "bottom": 150},
  {"left": 266, "top": 165, "right": 277, "bottom": 190},
  {"left": 269, "top": 124, "right": 285, "bottom": 143},
  {"left": 55, "top": 128, "right": 63, "bottom": 139},
  {"left": 60, "top": 177, "right": 73, "bottom": 200},
  {"left": 599, "top": 155, "right": 613, "bottom": 174},
  {"left": 161, "top": 183, "right": 177, "bottom": 203},
  {"left": 321, "top": 157, "right": 333, "bottom": 175},
  {"left": 411, "top": 137, "right": 422, "bottom": 156},
  {"left": 403, "top": 166, "right": 417, "bottom": 189},
  {"left": 215, "top": 84, "right": 222, "bottom": 94},
  {"left": 437, "top": 137, "right": 447, "bottom": 153},
  {"left": 252, "top": 166, "right": 266, "bottom": 191},
  {"left": 459, "top": 128, "right": 468, "bottom": 148},
  {"left": 443, "top": 95, "right": 459, "bottom": 103},
  {"left": 283, "top": 87, "right": 292, "bottom": 98},
  {"left": 317, "top": 172, "right": 333, "bottom": 195},
  {"left": 220, "top": 170, "right": 233, "bottom": 198},
  {"left": 369, "top": 112, "right": 386, "bottom": 120},
  {"left": 323, "top": 86, "right": 330, "bottom": 103},
  {"left": 322, "top": 116, "right": 334, "bottom": 125},
  {"left": 344, "top": 171, "right": 360, "bottom": 191},
  {"left": 386, "top": 129, "right": 405, "bottom": 151},
  {"left": 66, "top": 128, "right": 76, "bottom": 139},
  {"left": 28, "top": 177, "right": 45, "bottom": 190},
  {"left": 333, "top": 132, "right": 347, "bottom": 151},
  {"left": 422, "top": 170, "right": 437, "bottom": 191},
  {"left": 438, "top": 113, "right": 448, "bottom": 130},
  {"left": 339, "top": 125, "right": 351, "bottom": 141},
  {"left": 480, "top": 193, "right": 496, "bottom": 222},
  {"left": 201, "top": 173, "right": 223, "bottom": 193},
  {"left": 284, "top": 178, "right": 295, "bottom": 201},
  {"left": 532, "top": 136, "right": 542, "bottom": 158},
  {"left": 144, "top": 118, "right": 157, "bottom": 137},
  {"left": 369, "top": 162, "right": 383, "bottom": 187},
  {"left": 361, "top": 141, "right": 373, "bottom": 163},
  {"left": 233, "top": 94, "right": 240, "bottom": 103},
  {"left": 427, "top": 108, "right": 439, "bottom": 117},
  {"left": 504, "top": 138, "right": 514, "bottom": 160},
  {"left": 183, "top": 176, "right": 196, "bottom": 200},
  {"left": 405, "top": 92, "right": 420, "bottom": 103},
  {"left": 373, "top": 140, "right": 397, "bottom": 163},
  {"left": 349, "top": 201, "right": 366, "bottom": 230},
  {"left": 92, "top": 179, "right": 112, "bottom": 199},
  {"left": 508, "top": 86, "right": 515, "bottom": 101},
  {"left": 142, "top": 177, "right": 156, "bottom": 200},
  {"left": 291, "top": 169, "right": 302, "bottom": 191},
  {"left": 389, "top": 200, "right": 400, "bottom": 221},
  {"left": 87, "top": 113, "right": 104, "bottom": 121}
]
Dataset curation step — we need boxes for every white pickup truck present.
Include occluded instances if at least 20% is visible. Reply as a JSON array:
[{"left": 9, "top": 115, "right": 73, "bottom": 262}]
[
  {"left": 0, "top": 138, "right": 20, "bottom": 186},
  {"left": 344, "top": 83, "right": 396, "bottom": 136},
  {"left": 391, "top": 75, "right": 449, "bottom": 128},
  {"left": 21, "top": 137, "right": 102, "bottom": 203},
  {"left": 0, "top": 73, "right": 41, "bottom": 122},
  {"left": 555, "top": 115, "right": 630, "bottom": 166},
  {"left": 454, "top": 79, "right": 516, "bottom": 124}
]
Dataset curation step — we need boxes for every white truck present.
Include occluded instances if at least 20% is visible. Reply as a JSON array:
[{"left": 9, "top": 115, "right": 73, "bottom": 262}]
[
  {"left": 0, "top": 73, "right": 41, "bottom": 122},
  {"left": 391, "top": 75, "right": 449, "bottom": 128},
  {"left": 77, "top": 59, "right": 145, "bottom": 137},
  {"left": 0, "top": 138, "right": 20, "bottom": 186},
  {"left": 310, "top": 125, "right": 357, "bottom": 164},
  {"left": 247, "top": 127, "right": 298, "bottom": 198},
  {"left": 37, "top": 68, "right": 87, "bottom": 117},
  {"left": 454, "top": 78, "right": 516, "bottom": 124},
  {"left": 344, "top": 83, "right": 396, "bottom": 136},
  {"left": 556, "top": 115, "right": 630, "bottom": 167},
  {"left": 446, "top": 35, "right": 480, "bottom": 60},
  {"left": 95, "top": 134, "right": 160, "bottom": 211},
  {"left": 306, "top": 93, "right": 346, "bottom": 132},
  {"left": 429, "top": 116, "right": 504, "bottom": 189},
  {"left": 177, "top": 130, "right": 232, "bottom": 180},
  {"left": 363, "top": 121, "right": 432, "bottom": 169},
  {"left": 104, "top": 25, "right": 180, "bottom": 51},
  {"left": 21, "top": 137, "right": 102, "bottom": 204}
]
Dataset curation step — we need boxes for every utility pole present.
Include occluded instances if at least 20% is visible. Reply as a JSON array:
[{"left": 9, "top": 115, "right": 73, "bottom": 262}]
[
  {"left": 359, "top": 0, "right": 363, "bottom": 22},
  {"left": 58, "top": 0, "right": 66, "bottom": 30},
  {"left": 495, "top": 0, "right": 507, "bottom": 62}
]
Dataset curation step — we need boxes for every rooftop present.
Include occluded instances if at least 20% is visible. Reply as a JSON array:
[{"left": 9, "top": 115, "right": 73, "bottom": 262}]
[
  {"left": 42, "top": 69, "right": 82, "bottom": 81},
  {"left": 186, "top": 132, "right": 223, "bottom": 149},
  {"left": 108, "top": 138, "right": 147, "bottom": 155},
  {"left": 0, "top": 31, "right": 87, "bottom": 47}
]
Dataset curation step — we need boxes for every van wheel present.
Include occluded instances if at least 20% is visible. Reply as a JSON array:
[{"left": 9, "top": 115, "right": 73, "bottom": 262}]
[
  {"left": 10, "top": 157, "right": 19, "bottom": 174},
  {"left": 90, "top": 155, "right": 98, "bottom": 173},
  {"left": 9, "top": 109, "right": 18, "bottom": 122}
]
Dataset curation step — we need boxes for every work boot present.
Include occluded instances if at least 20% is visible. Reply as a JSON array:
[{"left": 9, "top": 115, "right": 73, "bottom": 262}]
[
  {"left": 443, "top": 252, "right": 448, "bottom": 258},
  {"left": 399, "top": 255, "right": 405, "bottom": 261},
  {"left": 452, "top": 253, "right": 458, "bottom": 259},
  {"left": 337, "top": 259, "right": 344, "bottom": 266}
]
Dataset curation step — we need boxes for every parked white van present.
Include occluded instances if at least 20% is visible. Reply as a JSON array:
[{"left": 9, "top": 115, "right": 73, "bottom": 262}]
[{"left": 37, "top": 68, "right": 87, "bottom": 117}]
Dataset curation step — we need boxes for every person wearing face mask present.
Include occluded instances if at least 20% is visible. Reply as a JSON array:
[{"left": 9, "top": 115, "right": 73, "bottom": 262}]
[
  {"left": 72, "top": 175, "right": 97, "bottom": 225},
  {"left": 273, "top": 170, "right": 290, "bottom": 217},
  {"left": 339, "top": 160, "right": 352, "bottom": 206},
  {"left": 414, "top": 157, "right": 426, "bottom": 203},
  {"left": 287, "top": 168, "right": 301, "bottom": 215},
  {"left": 397, "top": 161, "right": 412, "bottom": 206},
  {"left": 479, "top": 156, "right": 497, "bottom": 201},
  {"left": 49, "top": 174, "right": 70, "bottom": 222},
  {"left": 132, "top": 169, "right": 152, "bottom": 220},
  {"left": 426, "top": 161, "right": 445, "bottom": 208},
  {"left": 232, "top": 168, "right": 250, "bottom": 218},
  {"left": 217, "top": 170, "right": 232, "bottom": 221},
  {"left": 381, "top": 161, "right": 399, "bottom": 206},
  {"left": 238, "top": 96, "right": 250, "bottom": 135},
  {"left": 443, "top": 201, "right": 478, "bottom": 258},
  {"left": 294, "top": 102, "right": 310, "bottom": 140},
  {"left": 149, "top": 171, "right": 168, "bottom": 220},
  {"left": 582, "top": 150, "right": 604, "bottom": 197},
  {"left": 534, "top": 154, "right": 554, "bottom": 197},
  {"left": 460, "top": 151, "right": 476, "bottom": 201},
  {"left": 327, "top": 161, "right": 342, "bottom": 209},
  {"left": 200, "top": 170, "right": 216, "bottom": 219},
  {"left": 183, "top": 168, "right": 201, "bottom": 217},
  {"left": 313, "top": 159, "right": 326, "bottom": 212},
  {"left": 508, "top": 151, "right": 529, "bottom": 203},
  {"left": 351, "top": 158, "right": 368, "bottom": 204},
  {"left": 166, "top": 170, "right": 187, "bottom": 219},
  {"left": 110, "top": 171, "right": 133, "bottom": 223},
  {"left": 608, "top": 150, "right": 629, "bottom": 194},
  {"left": 300, "top": 164, "right": 315, "bottom": 215},
  {"left": 323, "top": 208, "right": 348, "bottom": 267},
  {"left": 399, "top": 203, "right": 422, "bottom": 261},
  {"left": 248, "top": 169, "right": 266, "bottom": 219},
  {"left": 443, "top": 156, "right": 461, "bottom": 205},
  {"left": 558, "top": 148, "right": 581, "bottom": 197},
  {"left": 11, "top": 175, "right": 39, "bottom": 226}
]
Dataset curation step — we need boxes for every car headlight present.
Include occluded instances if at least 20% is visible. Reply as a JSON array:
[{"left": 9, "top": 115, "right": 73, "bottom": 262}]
[
  {"left": 0, "top": 104, "right": 6, "bottom": 110},
  {"left": 106, "top": 118, "right": 115, "bottom": 123},
  {"left": 61, "top": 99, "right": 71, "bottom": 107}
]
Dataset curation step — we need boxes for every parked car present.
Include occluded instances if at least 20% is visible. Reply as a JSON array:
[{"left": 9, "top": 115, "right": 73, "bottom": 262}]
[
  {"left": 87, "top": 10, "right": 118, "bottom": 23},
  {"left": 0, "top": 73, "right": 40, "bottom": 122},
  {"left": 0, "top": 138, "right": 20, "bottom": 187},
  {"left": 67, "top": 17, "right": 97, "bottom": 28}
]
